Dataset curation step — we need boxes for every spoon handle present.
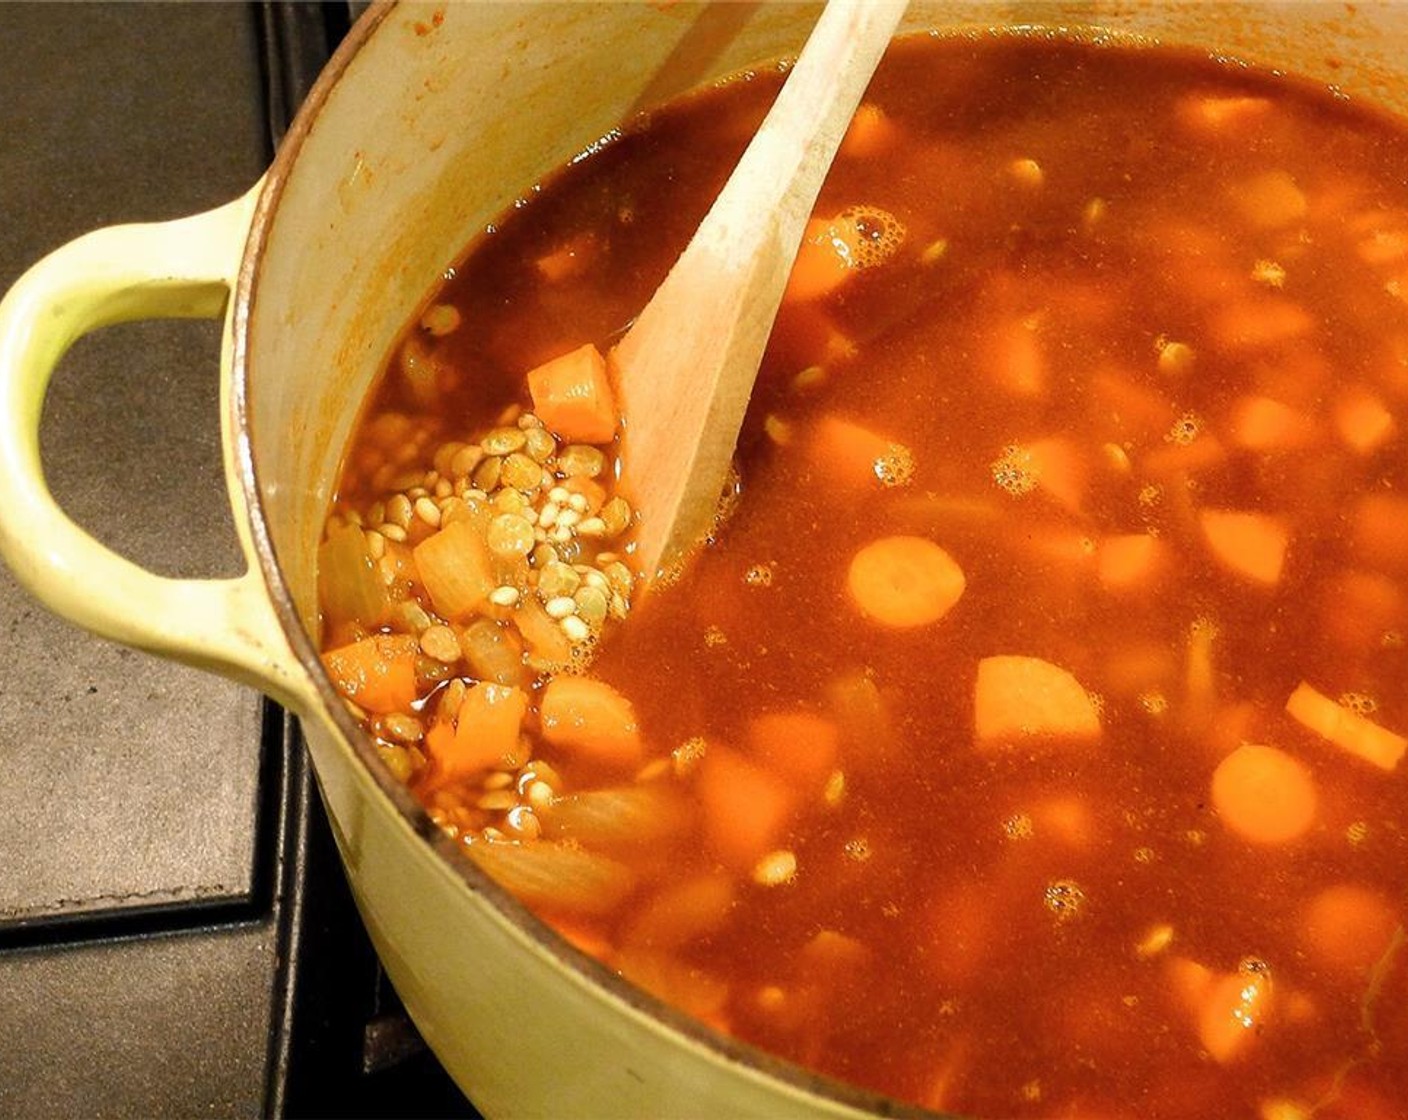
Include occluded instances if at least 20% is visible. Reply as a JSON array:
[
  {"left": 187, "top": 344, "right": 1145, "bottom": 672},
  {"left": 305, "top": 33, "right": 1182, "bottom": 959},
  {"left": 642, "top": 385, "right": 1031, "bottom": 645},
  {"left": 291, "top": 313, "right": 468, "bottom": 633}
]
[{"left": 613, "top": 0, "right": 909, "bottom": 580}]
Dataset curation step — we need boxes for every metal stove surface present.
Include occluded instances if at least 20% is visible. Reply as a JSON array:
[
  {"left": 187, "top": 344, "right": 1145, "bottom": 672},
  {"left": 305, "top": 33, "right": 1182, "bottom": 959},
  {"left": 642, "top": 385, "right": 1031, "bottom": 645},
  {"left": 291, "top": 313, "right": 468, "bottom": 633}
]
[{"left": 0, "top": 4, "right": 477, "bottom": 1115}]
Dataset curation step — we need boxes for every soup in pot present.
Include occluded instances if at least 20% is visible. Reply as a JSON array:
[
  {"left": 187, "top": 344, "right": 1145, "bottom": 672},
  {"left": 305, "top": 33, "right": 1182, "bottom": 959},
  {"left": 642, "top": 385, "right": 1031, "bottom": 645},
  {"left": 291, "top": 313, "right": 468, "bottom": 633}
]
[{"left": 317, "top": 33, "right": 1408, "bottom": 1119}]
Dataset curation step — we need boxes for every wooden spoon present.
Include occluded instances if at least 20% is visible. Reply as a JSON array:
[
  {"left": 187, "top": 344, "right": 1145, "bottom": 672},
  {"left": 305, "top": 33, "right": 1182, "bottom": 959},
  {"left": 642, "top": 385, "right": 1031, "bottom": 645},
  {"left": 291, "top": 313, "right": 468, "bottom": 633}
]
[{"left": 611, "top": 0, "right": 909, "bottom": 581}]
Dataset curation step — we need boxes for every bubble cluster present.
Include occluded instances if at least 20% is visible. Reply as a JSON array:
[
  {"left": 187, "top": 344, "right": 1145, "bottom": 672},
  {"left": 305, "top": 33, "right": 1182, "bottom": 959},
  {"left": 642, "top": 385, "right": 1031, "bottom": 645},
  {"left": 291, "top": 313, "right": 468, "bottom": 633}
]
[
  {"left": 744, "top": 563, "right": 775, "bottom": 588},
  {"left": 1166, "top": 411, "right": 1204, "bottom": 445},
  {"left": 991, "top": 444, "right": 1039, "bottom": 496},
  {"left": 840, "top": 205, "right": 906, "bottom": 270},
  {"left": 1339, "top": 691, "right": 1378, "bottom": 715},
  {"left": 1044, "top": 879, "right": 1087, "bottom": 921},
  {"left": 1003, "top": 812, "right": 1035, "bottom": 840},
  {"left": 873, "top": 442, "right": 916, "bottom": 488}
]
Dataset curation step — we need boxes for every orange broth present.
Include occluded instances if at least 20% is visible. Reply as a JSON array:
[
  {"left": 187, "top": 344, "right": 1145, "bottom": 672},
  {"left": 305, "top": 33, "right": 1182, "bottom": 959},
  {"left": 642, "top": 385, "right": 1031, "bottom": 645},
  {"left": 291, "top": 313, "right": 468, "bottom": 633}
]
[{"left": 319, "top": 34, "right": 1408, "bottom": 1119}]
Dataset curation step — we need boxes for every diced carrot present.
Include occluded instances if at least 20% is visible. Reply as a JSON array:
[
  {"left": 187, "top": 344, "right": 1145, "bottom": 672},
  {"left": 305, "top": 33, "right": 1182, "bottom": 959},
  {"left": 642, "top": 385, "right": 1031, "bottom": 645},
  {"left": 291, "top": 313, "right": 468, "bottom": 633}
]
[
  {"left": 1208, "top": 702, "right": 1260, "bottom": 756},
  {"left": 623, "top": 872, "right": 738, "bottom": 949},
  {"left": 1025, "top": 437, "right": 1086, "bottom": 512},
  {"left": 1285, "top": 681, "right": 1406, "bottom": 772},
  {"left": 1197, "top": 968, "right": 1273, "bottom": 1063},
  {"left": 534, "top": 232, "right": 597, "bottom": 283},
  {"left": 1200, "top": 509, "right": 1289, "bottom": 586},
  {"left": 1090, "top": 368, "right": 1175, "bottom": 440},
  {"left": 840, "top": 102, "right": 899, "bottom": 159},
  {"left": 696, "top": 745, "right": 797, "bottom": 868},
  {"left": 783, "top": 214, "right": 862, "bottom": 302},
  {"left": 1167, "top": 956, "right": 1214, "bottom": 1015},
  {"left": 1142, "top": 433, "right": 1228, "bottom": 477},
  {"left": 974, "top": 655, "right": 1101, "bottom": 744},
  {"left": 1229, "top": 395, "right": 1318, "bottom": 451},
  {"left": 1211, "top": 743, "right": 1318, "bottom": 844},
  {"left": 847, "top": 535, "right": 966, "bottom": 629},
  {"left": 1017, "top": 524, "right": 1098, "bottom": 571},
  {"left": 322, "top": 634, "right": 418, "bottom": 714},
  {"left": 420, "top": 682, "right": 528, "bottom": 791},
  {"left": 923, "top": 882, "right": 996, "bottom": 986},
  {"left": 986, "top": 316, "right": 1046, "bottom": 397},
  {"left": 810, "top": 415, "right": 912, "bottom": 489},
  {"left": 1334, "top": 389, "right": 1397, "bottom": 454},
  {"left": 1103, "top": 641, "right": 1177, "bottom": 698},
  {"left": 1301, "top": 884, "right": 1401, "bottom": 972},
  {"left": 1357, "top": 225, "right": 1408, "bottom": 266},
  {"left": 1184, "top": 618, "right": 1219, "bottom": 729},
  {"left": 1167, "top": 956, "right": 1273, "bottom": 1064},
  {"left": 526, "top": 343, "right": 617, "bottom": 443},
  {"left": 538, "top": 675, "right": 643, "bottom": 769},
  {"left": 1319, "top": 568, "right": 1405, "bottom": 649},
  {"left": 1231, "top": 170, "right": 1307, "bottom": 229},
  {"left": 413, "top": 518, "right": 496, "bottom": 621},
  {"left": 1209, "top": 298, "right": 1313, "bottom": 349},
  {"left": 1098, "top": 533, "right": 1165, "bottom": 591},
  {"left": 747, "top": 711, "right": 841, "bottom": 786},
  {"left": 1176, "top": 94, "right": 1272, "bottom": 134},
  {"left": 1353, "top": 493, "right": 1408, "bottom": 572},
  {"left": 1030, "top": 795, "right": 1097, "bottom": 850}
]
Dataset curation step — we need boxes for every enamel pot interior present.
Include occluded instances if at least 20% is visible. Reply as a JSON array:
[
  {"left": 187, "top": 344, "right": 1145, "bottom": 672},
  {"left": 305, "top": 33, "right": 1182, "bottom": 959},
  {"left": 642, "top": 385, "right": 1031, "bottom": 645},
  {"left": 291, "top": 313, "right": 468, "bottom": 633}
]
[{"left": 235, "top": 3, "right": 1408, "bottom": 1116}]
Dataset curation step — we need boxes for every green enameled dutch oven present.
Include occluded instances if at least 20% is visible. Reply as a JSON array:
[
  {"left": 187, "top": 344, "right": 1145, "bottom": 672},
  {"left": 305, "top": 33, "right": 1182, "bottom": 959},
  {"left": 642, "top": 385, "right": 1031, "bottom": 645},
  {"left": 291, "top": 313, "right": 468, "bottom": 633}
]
[{"left": 1, "top": 3, "right": 1405, "bottom": 1116}]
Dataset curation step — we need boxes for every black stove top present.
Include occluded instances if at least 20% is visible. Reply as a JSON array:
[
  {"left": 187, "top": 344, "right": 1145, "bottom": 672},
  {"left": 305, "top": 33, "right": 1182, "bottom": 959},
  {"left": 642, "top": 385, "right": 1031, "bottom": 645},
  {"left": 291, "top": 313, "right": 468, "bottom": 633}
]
[{"left": 0, "top": 4, "right": 477, "bottom": 1115}]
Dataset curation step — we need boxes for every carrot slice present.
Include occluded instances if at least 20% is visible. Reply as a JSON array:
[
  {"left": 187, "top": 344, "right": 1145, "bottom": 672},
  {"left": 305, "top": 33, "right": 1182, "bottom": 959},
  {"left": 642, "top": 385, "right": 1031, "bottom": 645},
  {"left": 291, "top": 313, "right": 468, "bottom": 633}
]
[
  {"left": 1319, "top": 568, "right": 1406, "bottom": 649},
  {"left": 1334, "top": 389, "right": 1397, "bottom": 455},
  {"left": 538, "top": 675, "right": 643, "bottom": 769},
  {"left": 1285, "top": 681, "right": 1406, "bottom": 772},
  {"left": 1209, "top": 298, "right": 1313, "bottom": 349},
  {"left": 1228, "top": 395, "right": 1318, "bottom": 451},
  {"left": 421, "top": 683, "right": 529, "bottom": 790},
  {"left": 840, "top": 102, "right": 899, "bottom": 159},
  {"left": 1098, "top": 533, "right": 1165, "bottom": 591},
  {"left": 784, "top": 215, "right": 860, "bottom": 302},
  {"left": 322, "top": 634, "right": 418, "bottom": 714},
  {"left": 534, "top": 232, "right": 597, "bottom": 283},
  {"left": 974, "top": 655, "right": 1101, "bottom": 744},
  {"left": 747, "top": 711, "right": 841, "bottom": 785},
  {"left": 696, "top": 745, "right": 797, "bottom": 868},
  {"left": 1026, "top": 437, "right": 1087, "bottom": 512},
  {"left": 1167, "top": 956, "right": 1273, "bottom": 1064},
  {"left": 1200, "top": 509, "right": 1289, "bottom": 586},
  {"left": 1231, "top": 170, "right": 1307, "bottom": 229},
  {"left": 986, "top": 316, "right": 1046, "bottom": 397},
  {"left": 810, "top": 415, "right": 914, "bottom": 489},
  {"left": 1198, "top": 967, "right": 1273, "bottom": 1063},
  {"left": 1353, "top": 493, "right": 1408, "bottom": 571},
  {"left": 847, "top": 536, "right": 965, "bottom": 628},
  {"left": 1211, "top": 744, "right": 1317, "bottom": 844},
  {"left": 527, "top": 343, "right": 617, "bottom": 443},
  {"left": 783, "top": 208, "right": 904, "bottom": 303},
  {"left": 1176, "top": 94, "right": 1272, "bottom": 135},
  {"left": 1302, "top": 884, "right": 1401, "bottom": 972}
]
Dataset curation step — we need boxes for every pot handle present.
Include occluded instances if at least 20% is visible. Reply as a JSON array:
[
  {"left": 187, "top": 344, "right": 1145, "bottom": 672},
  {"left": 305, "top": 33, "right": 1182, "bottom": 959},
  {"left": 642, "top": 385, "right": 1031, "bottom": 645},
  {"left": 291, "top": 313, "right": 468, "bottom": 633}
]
[{"left": 0, "top": 188, "right": 313, "bottom": 713}]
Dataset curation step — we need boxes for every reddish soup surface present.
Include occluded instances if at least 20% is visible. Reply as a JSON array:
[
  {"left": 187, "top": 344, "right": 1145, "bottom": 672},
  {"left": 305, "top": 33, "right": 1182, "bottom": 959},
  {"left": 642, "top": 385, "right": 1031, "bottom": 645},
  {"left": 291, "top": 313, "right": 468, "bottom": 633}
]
[{"left": 318, "top": 34, "right": 1408, "bottom": 1120}]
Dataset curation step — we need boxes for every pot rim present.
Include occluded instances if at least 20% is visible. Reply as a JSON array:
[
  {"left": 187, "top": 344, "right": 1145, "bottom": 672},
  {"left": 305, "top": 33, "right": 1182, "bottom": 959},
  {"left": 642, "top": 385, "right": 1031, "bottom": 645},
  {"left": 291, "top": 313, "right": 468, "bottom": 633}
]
[{"left": 228, "top": 3, "right": 929, "bottom": 1116}]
